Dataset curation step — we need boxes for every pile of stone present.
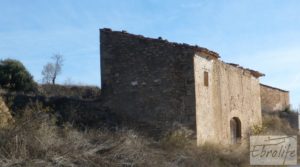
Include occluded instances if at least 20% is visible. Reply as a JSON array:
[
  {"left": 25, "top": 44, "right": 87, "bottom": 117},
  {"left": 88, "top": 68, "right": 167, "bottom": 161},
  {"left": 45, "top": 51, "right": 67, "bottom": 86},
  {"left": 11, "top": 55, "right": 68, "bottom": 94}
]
[{"left": 0, "top": 97, "right": 13, "bottom": 128}]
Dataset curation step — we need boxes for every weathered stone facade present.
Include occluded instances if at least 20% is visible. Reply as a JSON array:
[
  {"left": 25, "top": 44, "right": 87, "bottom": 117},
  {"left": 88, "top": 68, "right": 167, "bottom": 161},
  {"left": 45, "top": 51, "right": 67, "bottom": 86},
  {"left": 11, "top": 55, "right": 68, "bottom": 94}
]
[
  {"left": 194, "top": 54, "right": 263, "bottom": 145},
  {"left": 260, "top": 84, "right": 290, "bottom": 112},
  {"left": 100, "top": 28, "right": 287, "bottom": 145}
]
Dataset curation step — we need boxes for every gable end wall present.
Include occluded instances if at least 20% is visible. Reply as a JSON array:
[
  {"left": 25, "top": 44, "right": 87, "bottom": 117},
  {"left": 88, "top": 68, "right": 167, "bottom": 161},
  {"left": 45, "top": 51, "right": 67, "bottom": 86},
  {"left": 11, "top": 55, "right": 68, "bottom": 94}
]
[{"left": 100, "top": 29, "right": 197, "bottom": 131}]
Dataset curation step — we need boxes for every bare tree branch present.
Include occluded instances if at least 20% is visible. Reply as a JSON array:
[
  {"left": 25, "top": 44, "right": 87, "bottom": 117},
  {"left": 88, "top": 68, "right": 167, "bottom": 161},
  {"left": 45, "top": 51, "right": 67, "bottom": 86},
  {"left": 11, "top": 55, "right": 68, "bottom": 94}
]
[{"left": 41, "top": 54, "right": 64, "bottom": 85}]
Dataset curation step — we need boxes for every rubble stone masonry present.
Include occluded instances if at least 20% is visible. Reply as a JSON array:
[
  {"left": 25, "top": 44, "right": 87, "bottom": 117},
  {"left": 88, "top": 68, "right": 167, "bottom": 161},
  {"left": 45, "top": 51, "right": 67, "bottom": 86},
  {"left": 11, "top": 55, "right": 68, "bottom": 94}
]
[
  {"left": 260, "top": 84, "right": 290, "bottom": 112},
  {"left": 100, "top": 28, "right": 286, "bottom": 145}
]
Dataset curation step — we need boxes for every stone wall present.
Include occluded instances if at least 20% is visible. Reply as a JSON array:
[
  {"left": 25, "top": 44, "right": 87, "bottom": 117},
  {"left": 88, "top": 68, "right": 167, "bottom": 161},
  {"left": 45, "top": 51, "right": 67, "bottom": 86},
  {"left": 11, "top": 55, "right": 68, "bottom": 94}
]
[
  {"left": 100, "top": 28, "right": 218, "bottom": 131},
  {"left": 194, "top": 54, "right": 262, "bottom": 145},
  {"left": 100, "top": 28, "right": 263, "bottom": 144},
  {"left": 260, "top": 84, "right": 290, "bottom": 112}
]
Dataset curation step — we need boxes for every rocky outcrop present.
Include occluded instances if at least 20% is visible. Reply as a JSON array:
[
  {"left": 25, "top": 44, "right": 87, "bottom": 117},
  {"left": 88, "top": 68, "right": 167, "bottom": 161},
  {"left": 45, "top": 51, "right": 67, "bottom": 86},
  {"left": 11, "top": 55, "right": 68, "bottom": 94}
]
[{"left": 0, "top": 96, "right": 13, "bottom": 128}]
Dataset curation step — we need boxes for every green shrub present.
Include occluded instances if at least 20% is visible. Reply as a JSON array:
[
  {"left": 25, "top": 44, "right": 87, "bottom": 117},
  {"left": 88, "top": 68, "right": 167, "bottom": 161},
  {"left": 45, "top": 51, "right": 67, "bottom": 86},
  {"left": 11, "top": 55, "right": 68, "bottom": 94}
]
[
  {"left": 0, "top": 59, "right": 37, "bottom": 92},
  {"left": 251, "top": 124, "right": 266, "bottom": 135}
]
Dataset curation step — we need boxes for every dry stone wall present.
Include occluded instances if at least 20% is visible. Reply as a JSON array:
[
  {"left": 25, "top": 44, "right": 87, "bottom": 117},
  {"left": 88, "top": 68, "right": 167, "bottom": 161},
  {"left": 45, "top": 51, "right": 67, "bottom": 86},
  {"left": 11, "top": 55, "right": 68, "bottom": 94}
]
[
  {"left": 100, "top": 29, "right": 212, "bottom": 131},
  {"left": 260, "top": 84, "right": 290, "bottom": 112}
]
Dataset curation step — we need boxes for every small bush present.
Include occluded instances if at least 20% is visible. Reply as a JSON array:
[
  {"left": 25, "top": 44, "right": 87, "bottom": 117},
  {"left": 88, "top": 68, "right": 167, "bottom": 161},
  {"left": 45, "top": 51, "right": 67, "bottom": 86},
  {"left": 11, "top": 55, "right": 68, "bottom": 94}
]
[
  {"left": 0, "top": 59, "right": 37, "bottom": 92},
  {"left": 251, "top": 124, "right": 266, "bottom": 135}
]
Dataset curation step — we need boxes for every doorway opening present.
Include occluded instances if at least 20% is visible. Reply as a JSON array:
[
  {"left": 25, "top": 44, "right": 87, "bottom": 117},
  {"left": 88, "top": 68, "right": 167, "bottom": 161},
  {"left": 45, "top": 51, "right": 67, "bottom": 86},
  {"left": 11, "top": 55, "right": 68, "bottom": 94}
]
[{"left": 230, "top": 117, "right": 241, "bottom": 144}]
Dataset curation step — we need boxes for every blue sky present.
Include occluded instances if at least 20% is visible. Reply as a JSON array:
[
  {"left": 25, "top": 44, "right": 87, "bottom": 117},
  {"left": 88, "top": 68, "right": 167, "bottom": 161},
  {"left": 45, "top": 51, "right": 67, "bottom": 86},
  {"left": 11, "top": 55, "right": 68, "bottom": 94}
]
[{"left": 0, "top": 0, "right": 299, "bottom": 108}]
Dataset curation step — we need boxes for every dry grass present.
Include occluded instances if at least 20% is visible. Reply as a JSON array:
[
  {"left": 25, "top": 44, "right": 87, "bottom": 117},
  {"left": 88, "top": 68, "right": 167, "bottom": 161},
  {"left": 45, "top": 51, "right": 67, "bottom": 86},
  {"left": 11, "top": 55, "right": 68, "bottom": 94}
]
[
  {"left": 262, "top": 113, "right": 296, "bottom": 135},
  {"left": 0, "top": 105, "right": 298, "bottom": 167}
]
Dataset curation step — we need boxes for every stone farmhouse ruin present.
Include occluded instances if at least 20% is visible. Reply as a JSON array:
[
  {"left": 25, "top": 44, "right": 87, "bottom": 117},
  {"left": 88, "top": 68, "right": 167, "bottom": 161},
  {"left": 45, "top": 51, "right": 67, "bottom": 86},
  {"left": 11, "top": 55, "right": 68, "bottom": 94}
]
[{"left": 100, "top": 28, "right": 290, "bottom": 145}]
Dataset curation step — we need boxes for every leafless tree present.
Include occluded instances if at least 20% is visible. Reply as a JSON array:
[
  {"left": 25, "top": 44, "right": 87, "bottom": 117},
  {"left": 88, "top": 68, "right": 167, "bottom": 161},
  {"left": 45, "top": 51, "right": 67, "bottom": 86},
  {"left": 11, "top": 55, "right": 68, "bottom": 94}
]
[
  {"left": 41, "top": 54, "right": 63, "bottom": 85},
  {"left": 41, "top": 63, "right": 54, "bottom": 84}
]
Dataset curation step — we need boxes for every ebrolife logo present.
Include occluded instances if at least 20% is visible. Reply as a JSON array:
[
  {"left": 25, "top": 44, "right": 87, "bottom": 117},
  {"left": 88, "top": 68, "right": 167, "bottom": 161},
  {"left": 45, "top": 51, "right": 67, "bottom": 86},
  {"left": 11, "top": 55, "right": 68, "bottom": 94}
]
[{"left": 250, "top": 136, "right": 297, "bottom": 165}]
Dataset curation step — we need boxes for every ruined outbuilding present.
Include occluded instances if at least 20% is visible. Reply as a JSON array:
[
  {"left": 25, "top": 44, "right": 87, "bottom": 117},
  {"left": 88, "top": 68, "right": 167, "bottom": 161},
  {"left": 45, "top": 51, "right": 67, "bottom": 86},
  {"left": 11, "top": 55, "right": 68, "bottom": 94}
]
[
  {"left": 100, "top": 28, "right": 290, "bottom": 145},
  {"left": 260, "top": 84, "right": 290, "bottom": 112}
]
